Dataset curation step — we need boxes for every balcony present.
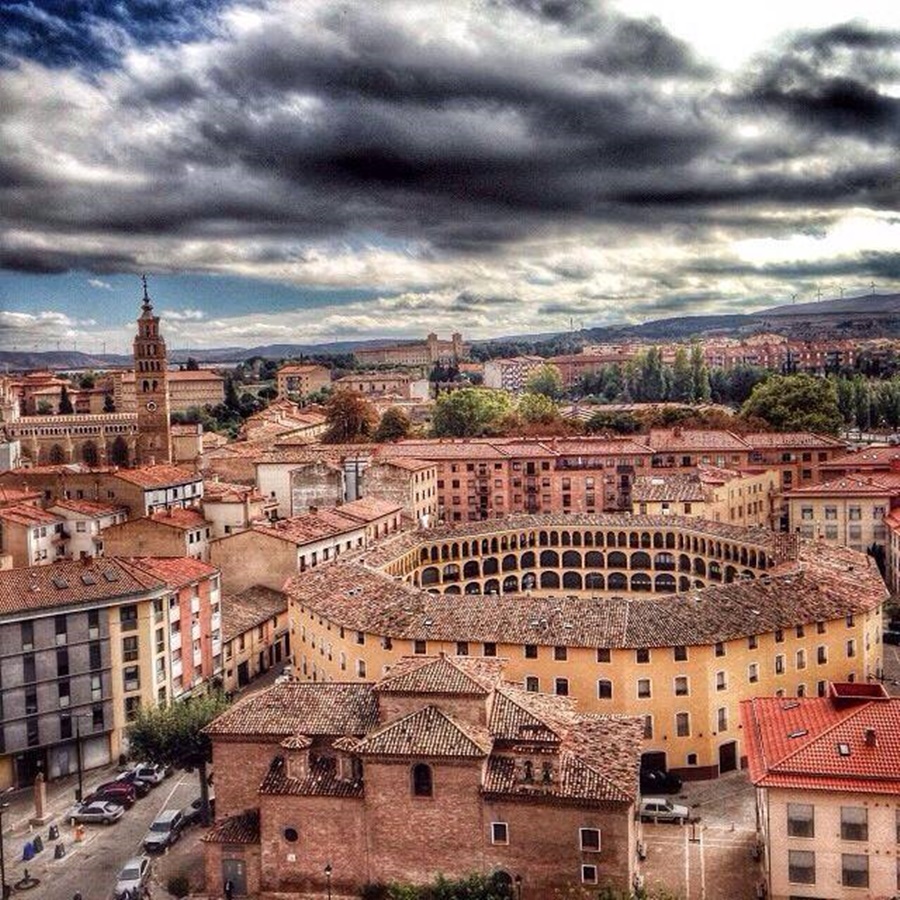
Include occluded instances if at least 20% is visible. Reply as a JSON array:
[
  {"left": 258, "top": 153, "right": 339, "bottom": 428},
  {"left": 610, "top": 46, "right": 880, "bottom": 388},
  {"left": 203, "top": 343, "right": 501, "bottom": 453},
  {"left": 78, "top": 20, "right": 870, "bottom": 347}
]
[
  {"left": 211, "top": 612, "right": 221, "bottom": 631},
  {"left": 171, "top": 657, "right": 183, "bottom": 678},
  {"left": 170, "top": 633, "right": 182, "bottom": 653},
  {"left": 191, "top": 621, "right": 201, "bottom": 640}
]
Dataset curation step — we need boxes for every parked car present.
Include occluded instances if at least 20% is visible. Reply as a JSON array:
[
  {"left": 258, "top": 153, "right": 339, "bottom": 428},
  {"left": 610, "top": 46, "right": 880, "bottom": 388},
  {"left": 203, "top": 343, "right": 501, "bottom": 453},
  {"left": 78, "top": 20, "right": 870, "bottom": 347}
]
[
  {"left": 69, "top": 800, "right": 125, "bottom": 825},
  {"left": 91, "top": 781, "right": 137, "bottom": 807},
  {"left": 114, "top": 855, "right": 151, "bottom": 899},
  {"left": 115, "top": 770, "right": 152, "bottom": 797},
  {"left": 640, "top": 798, "right": 690, "bottom": 824},
  {"left": 131, "top": 763, "right": 166, "bottom": 786},
  {"left": 181, "top": 792, "right": 216, "bottom": 828},
  {"left": 143, "top": 808, "right": 184, "bottom": 852},
  {"left": 883, "top": 629, "right": 900, "bottom": 645},
  {"left": 640, "top": 768, "right": 683, "bottom": 794}
]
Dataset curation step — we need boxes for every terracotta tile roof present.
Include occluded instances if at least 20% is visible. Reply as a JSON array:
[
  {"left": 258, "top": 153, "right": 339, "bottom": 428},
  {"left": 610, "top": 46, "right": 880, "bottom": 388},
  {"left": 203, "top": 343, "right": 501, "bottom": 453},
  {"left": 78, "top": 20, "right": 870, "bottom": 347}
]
[
  {"left": 251, "top": 508, "right": 368, "bottom": 545},
  {"left": 820, "top": 447, "right": 900, "bottom": 469},
  {"left": 489, "top": 684, "right": 573, "bottom": 744},
  {"left": 786, "top": 473, "right": 900, "bottom": 497},
  {"left": 278, "top": 364, "right": 330, "bottom": 375},
  {"left": 112, "top": 465, "right": 201, "bottom": 488},
  {"left": 116, "top": 556, "right": 218, "bottom": 589},
  {"left": 203, "top": 810, "right": 260, "bottom": 844},
  {"left": 647, "top": 429, "right": 749, "bottom": 453},
  {"left": 353, "top": 705, "right": 493, "bottom": 758},
  {"left": 741, "top": 686, "right": 900, "bottom": 795},
  {"left": 286, "top": 518, "right": 885, "bottom": 649},
  {"left": 202, "top": 480, "right": 265, "bottom": 503},
  {"left": 206, "top": 683, "right": 379, "bottom": 738},
  {"left": 375, "top": 655, "right": 504, "bottom": 695},
  {"left": 0, "top": 486, "right": 42, "bottom": 506},
  {"left": 335, "top": 497, "right": 403, "bottom": 523},
  {"left": 553, "top": 438, "right": 654, "bottom": 456},
  {"left": 0, "top": 504, "right": 62, "bottom": 527},
  {"left": 376, "top": 456, "right": 436, "bottom": 472},
  {"left": 742, "top": 432, "right": 845, "bottom": 449},
  {"left": 631, "top": 474, "right": 708, "bottom": 504},
  {"left": 221, "top": 586, "right": 286, "bottom": 643},
  {"left": 259, "top": 755, "right": 363, "bottom": 798},
  {"left": 147, "top": 507, "right": 210, "bottom": 530},
  {"left": 280, "top": 734, "right": 312, "bottom": 750},
  {"left": 48, "top": 498, "right": 126, "bottom": 517},
  {"left": 0, "top": 557, "right": 163, "bottom": 616}
]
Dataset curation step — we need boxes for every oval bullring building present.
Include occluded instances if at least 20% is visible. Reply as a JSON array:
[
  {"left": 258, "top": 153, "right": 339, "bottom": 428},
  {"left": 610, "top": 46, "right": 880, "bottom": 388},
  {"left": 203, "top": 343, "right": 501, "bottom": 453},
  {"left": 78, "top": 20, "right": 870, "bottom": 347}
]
[{"left": 287, "top": 515, "right": 887, "bottom": 780}]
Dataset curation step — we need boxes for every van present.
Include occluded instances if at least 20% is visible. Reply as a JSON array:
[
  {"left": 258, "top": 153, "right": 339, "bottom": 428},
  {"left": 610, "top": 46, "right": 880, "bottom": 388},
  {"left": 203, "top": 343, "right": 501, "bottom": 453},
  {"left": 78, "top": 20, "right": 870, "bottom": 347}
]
[{"left": 143, "top": 808, "right": 184, "bottom": 852}]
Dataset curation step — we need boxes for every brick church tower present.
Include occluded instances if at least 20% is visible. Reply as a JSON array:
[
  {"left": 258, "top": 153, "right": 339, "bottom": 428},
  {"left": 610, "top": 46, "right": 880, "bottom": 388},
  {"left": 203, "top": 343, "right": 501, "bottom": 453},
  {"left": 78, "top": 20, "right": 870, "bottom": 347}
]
[{"left": 133, "top": 276, "right": 172, "bottom": 465}]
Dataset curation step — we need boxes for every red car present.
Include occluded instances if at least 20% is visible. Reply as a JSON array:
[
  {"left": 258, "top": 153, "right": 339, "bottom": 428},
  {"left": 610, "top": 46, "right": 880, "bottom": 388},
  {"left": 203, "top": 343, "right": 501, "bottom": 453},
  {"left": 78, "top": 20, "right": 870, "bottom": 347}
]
[{"left": 90, "top": 781, "right": 137, "bottom": 808}]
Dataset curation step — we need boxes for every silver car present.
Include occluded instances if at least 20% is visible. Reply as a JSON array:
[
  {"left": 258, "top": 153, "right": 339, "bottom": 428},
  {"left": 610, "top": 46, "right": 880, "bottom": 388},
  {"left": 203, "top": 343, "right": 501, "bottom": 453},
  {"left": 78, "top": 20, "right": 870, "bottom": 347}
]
[
  {"left": 114, "top": 856, "right": 151, "bottom": 899},
  {"left": 70, "top": 800, "right": 124, "bottom": 825},
  {"left": 640, "top": 797, "right": 690, "bottom": 824}
]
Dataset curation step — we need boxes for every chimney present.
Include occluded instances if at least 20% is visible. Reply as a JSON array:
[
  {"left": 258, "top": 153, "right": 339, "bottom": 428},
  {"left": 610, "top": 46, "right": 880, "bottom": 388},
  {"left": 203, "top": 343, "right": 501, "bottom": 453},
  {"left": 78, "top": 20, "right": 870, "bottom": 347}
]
[
  {"left": 864, "top": 728, "right": 877, "bottom": 748},
  {"left": 309, "top": 505, "right": 318, "bottom": 514}
]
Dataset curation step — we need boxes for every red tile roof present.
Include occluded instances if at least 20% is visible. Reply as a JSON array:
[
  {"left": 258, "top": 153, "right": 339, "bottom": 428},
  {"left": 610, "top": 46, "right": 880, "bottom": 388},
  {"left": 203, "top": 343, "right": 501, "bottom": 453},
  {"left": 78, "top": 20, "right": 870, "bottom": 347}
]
[
  {"left": 147, "top": 507, "right": 210, "bottom": 530},
  {"left": 375, "top": 656, "right": 504, "bottom": 695},
  {"left": 785, "top": 473, "right": 900, "bottom": 497},
  {"left": 50, "top": 498, "right": 127, "bottom": 517},
  {"left": 116, "top": 556, "right": 218, "bottom": 589},
  {"left": 203, "top": 810, "right": 260, "bottom": 845},
  {"left": 0, "top": 503, "right": 61, "bottom": 527},
  {"left": 0, "top": 486, "right": 42, "bottom": 506},
  {"left": 647, "top": 429, "right": 749, "bottom": 453},
  {"left": 112, "top": 465, "right": 201, "bottom": 488},
  {"left": 741, "top": 686, "right": 900, "bottom": 794}
]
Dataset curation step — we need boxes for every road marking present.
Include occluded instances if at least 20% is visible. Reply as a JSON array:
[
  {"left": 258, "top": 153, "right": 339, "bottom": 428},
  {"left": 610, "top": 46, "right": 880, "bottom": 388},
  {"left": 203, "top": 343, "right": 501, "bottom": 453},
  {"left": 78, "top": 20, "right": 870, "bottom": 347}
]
[
  {"left": 699, "top": 825, "right": 706, "bottom": 900},
  {"left": 684, "top": 824, "right": 690, "bottom": 899}
]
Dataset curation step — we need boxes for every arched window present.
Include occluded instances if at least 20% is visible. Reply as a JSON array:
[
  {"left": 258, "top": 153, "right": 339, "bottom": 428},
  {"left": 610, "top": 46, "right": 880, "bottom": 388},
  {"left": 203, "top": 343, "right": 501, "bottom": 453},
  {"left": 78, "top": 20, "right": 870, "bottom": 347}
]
[{"left": 412, "top": 763, "right": 433, "bottom": 797}]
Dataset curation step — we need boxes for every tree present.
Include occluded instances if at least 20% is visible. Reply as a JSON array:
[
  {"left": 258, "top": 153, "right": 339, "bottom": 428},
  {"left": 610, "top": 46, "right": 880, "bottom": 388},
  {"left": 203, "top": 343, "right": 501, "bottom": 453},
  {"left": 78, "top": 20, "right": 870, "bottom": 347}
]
[
  {"left": 185, "top": 357, "right": 200, "bottom": 371},
  {"left": 224, "top": 377, "right": 241, "bottom": 413},
  {"left": 58, "top": 385, "right": 74, "bottom": 415},
  {"left": 374, "top": 407, "right": 412, "bottom": 442},
  {"left": 585, "top": 410, "right": 640, "bottom": 435},
  {"left": 689, "top": 343, "right": 711, "bottom": 402},
  {"left": 516, "top": 392, "right": 560, "bottom": 425},
  {"left": 525, "top": 363, "right": 564, "bottom": 400},
  {"left": 322, "top": 389, "right": 378, "bottom": 443},
  {"left": 741, "top": 374, "right": 843, "bottom": 434},
  {"left": 670, "top": 348, "right": 693, "bottom": 403},
  {"left": 126, "top": 692, "right": 230, "bottom": 825},
  {"left": 431, "top": 389, "right": 512, "bottom": 438},
  {"left": 77, "top": 372, "right": 95, "bottom": 390},
  {"left": 103, "top": 393, "right": 116, "bottom": 413}
]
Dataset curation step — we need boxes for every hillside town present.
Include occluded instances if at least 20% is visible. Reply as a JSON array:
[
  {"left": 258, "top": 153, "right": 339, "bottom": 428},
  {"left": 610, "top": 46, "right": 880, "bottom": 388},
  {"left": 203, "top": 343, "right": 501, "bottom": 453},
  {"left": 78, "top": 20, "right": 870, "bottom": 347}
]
[{"left": 0, "top": 285, "right": 898, "bottom": 900}]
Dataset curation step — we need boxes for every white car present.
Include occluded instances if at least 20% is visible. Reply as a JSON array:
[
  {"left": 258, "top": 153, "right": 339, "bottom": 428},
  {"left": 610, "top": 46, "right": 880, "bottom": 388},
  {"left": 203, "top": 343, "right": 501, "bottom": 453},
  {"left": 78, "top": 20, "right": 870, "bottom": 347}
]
[
  {"left": 640, "top": 797, "right": 690, "bottom": 824},
  {"left": 114, "top": 856, "right": 151, "bottom": 899},
  {"left": 131, "top": 763, "right": 166, "bottom": 785},
  {"left": 69, "top": 800, "right": 125, "bottom": 825}
]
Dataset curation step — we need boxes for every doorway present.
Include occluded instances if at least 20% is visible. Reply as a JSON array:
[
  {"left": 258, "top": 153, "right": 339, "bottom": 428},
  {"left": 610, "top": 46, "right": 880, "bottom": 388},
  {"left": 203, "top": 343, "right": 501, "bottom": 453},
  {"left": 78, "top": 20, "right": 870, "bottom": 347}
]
[{"left": 719, "top": 741, "right": 737, "bottom": 774}]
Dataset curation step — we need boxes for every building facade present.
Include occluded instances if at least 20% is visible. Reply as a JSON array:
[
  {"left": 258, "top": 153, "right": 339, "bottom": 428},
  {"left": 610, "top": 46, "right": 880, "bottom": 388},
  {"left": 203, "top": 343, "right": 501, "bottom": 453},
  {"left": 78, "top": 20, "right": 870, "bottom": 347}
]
[
  {"left": 275, "top": 365, "right": 332, "bottom": 400},
  {"left": 204, "top": 655, "right": 642, "bottom": 900},
  {"left": 353, "top": 332, "right": 465, "bottom": 367}
]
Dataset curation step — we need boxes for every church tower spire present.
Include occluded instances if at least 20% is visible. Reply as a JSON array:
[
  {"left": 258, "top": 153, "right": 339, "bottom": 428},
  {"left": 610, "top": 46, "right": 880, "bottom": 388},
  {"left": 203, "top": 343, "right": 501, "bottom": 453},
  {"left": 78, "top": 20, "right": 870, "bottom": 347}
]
[{"left": 133, "top": 275, "right": 172, "bottom": 465}]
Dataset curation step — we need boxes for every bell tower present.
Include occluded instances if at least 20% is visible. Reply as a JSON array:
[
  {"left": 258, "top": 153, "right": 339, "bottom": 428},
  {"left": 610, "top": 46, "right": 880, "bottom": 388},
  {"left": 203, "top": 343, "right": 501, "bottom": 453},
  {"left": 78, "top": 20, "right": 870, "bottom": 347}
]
[{"left": 133, "top": 276, "right": 172, "bottom": 465}]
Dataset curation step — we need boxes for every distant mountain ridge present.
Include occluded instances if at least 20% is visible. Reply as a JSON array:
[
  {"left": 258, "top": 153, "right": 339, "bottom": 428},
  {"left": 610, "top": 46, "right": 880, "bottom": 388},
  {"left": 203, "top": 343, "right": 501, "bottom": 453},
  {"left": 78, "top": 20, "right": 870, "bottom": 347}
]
[{"left": 2, "top": 292, "right": 898, "bottom": 370}]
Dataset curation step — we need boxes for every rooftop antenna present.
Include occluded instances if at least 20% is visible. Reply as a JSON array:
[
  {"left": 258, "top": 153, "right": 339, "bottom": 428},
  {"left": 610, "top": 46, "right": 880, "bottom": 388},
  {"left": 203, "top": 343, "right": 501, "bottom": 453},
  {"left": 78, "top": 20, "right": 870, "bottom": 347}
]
[
  {"left": 839, "top": 285, "right": 845, "bottom": 299},
  {"left": 871, "top": 280, "right": 876, "bottom": 294},
  {"left": 816, "top": 285, "right": 823, "bottom": 301},
  {"left": 791, "top": 293, "right": 797, "bottom": 304}
]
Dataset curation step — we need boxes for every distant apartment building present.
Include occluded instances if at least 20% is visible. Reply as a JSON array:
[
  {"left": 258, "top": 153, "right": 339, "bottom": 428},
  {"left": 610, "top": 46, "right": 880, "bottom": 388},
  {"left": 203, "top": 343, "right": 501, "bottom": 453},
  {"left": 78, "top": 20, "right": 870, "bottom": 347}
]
[
  {"left": 742, "top": 683, "right": 900, "bottom": 900},
  {"left": 201, "top": 480, "right": 277, "bottom": 539},
  {"left": 353, "top": 332, "right": 465, "bottom": 367},
  {"left": 240, "top": 399, "right": 328, "bottom": 443},
  {"left": 483, "top": 356, "right": 546, "bottom": 393},
  {"left": 275, "top": 364, "right": 332, "bottom": 400},
  {"left": 103, "top": 507, "right": 213, "bottom": 561},
  {"left": 0, "top": 557, "right": 220, "bottom": 789},
  {"left": 632, "top": 465, "right": 778, "bottom": 528},
  {"left": 363, "top": 458, "right": 439, "bottom": 526},
  {"left": 0, "top": 504, "right": 68, "bottom": 567},
  {"left": 220, "top": 585, "right": 288, "bottom": 692}
]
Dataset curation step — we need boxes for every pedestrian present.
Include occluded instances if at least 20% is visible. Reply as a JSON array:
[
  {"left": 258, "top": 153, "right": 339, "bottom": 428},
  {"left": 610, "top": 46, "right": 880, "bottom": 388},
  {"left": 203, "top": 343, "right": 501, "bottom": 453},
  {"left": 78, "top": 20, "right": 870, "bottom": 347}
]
[{"left": 224, "top": 878, "right": 234, "bottom": 900}]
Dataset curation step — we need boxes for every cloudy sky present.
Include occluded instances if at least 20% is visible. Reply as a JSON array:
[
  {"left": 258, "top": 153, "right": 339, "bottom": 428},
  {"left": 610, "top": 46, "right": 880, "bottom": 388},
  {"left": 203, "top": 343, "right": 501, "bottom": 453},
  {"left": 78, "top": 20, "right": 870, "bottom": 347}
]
[{"left": 1, "top": 0, "right": 898, "bottom": 353}]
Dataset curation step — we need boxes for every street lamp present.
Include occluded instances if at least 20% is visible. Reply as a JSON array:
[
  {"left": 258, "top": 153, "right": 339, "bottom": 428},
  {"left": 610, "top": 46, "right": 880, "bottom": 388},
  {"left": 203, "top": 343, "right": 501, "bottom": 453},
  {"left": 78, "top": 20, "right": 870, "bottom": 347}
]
[{"left": 324, "top": 863, "right": 332, "bottom": 900}]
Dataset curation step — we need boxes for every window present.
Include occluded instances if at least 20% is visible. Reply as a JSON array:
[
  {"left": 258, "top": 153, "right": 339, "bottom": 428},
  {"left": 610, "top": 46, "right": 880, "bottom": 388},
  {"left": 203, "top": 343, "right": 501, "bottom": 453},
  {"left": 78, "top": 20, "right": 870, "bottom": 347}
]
[
  {"left": 817, "top": 621, "right": 826, "bottom": 634},
  {"left": 788, "top": 850, "right": 816, "bottom": 885},
  {"left": 748, "top": 663, "right": 759, "bottom": 684},
  {"left": 555, "top": 678, "right": 569, "bottom": 696},
  {"left": 676, "top": 712, "right": 690, "bottom": 737},
  {"left": 55, "top": 614, "right": 67, "bottom": 644},
  {"left": 673, "top": 646, "right": 688, "bottom": 662},
  {"left": 775, "top": 654, "right": 785, "bottom": 675},
  {"left": 412, "top": 763, "right": 433, "bottom": 797},
  {"left": 840, "top": 807, "right": 868, "bottom": 842},
  {"left": 92, "top": 704, "right": 104, "bottom": 729},
  {"left": 846, "top": 639, "right": 856, "bottom": 658},
  {"left": 120, "top": 605, "right": 138, "bottom": 631},
  {"left": 357, "top": 659, "right": 367, "bottom": 678},
  {"left": 717, "top": 707, "right": 727, "bottom": 731},
  {"left": 525, "top": 676, "right": 539, "bottom": 692},
  {"left": 597, "top": 648, "right": 611, "bottom": 663},
  {"left": 787, "top": 803, "right": 814, "bottom": 838},
  {"left": 674, "top": 676, "right": 689, "bottom": 696},
  {"left": 637, "top": 678, "right": 651, "bottom": 699},
  {"left": 491, "top": 822, "right": 508, "bottom": 845},
  {"left": 580, "top": 828, "right": 601, "bottom": 852},
  {"left": 88, "top": 609, "right": 100, "bottom": 639},
  {"left": 597, "top": 680, "right": 613, "bottom": 699},
  {"left": 747, "top": 634, "right": 758, "bottom": 650},
  {"left": 456, "top": 641, "right": 468, "bottom": 656},
  {"left": 716, "top": 671, "right": 726, "bottom": 691},
  {"left": 484, "top": 642, "right": 497, "bottom": 657},
  {"left": 356, "top": 631, "right": 366, "bottom": 645},
  {"left": 24, "top": 686, "right": 38, "bottom": 715},
  {"left": 414, "top": 640, "right": 427, "bottom": 655},
  {"left": 23, "top": 653, "right": 36, "bottom": 683},
  {"left": 21, "top": 621, "right": 34, "bottom": 651},
  {"left": 123, "top": 666, "right": 140, "bottom": 692},
  {"left": 842, "top": 854, "right": 868, "bottom": 888},
  {"left": 524, "top": 644, "right": 538, "bottom": 659},
  {"left": 554, "top": 645, "right": 567, "bottom": 661},
  {"left": 775, "top": 629, "right": 784, "bottom": 643},
  {"left": 642, "top": 715, "right": 653, "bottom": 739},
  {"left": 58, "top": 679, "right": 70, "bottom": 708},
  {"left": 125, "top": 696, "right": 141, "bottom": 721},
  {"left": 123, "top": 636, "right": 139, "bottom": 662},
  {"left": 817, "top": 645, "right": 827, "bottom": 664},
  {"left": 796, "top": 649, "right": 806, "bottom": 670},
  {"left": 636, "top": 648, "right": 650, "bottom": 664},
  {"left": 56, "top": 648, "right": 69, "bottom": 677},
  {"left": 581, "top": 865, "right": 598, "bottom": 885},
  {"left": 714, "top": 642, "right": 725, "bottom": 657}
]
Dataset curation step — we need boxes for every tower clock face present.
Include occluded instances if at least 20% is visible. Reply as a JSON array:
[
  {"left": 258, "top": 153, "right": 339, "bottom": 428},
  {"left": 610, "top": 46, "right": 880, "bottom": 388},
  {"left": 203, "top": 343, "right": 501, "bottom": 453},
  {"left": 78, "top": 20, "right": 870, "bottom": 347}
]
[{"left": 146, "top": 401, "right": 158, "bottom": 411}]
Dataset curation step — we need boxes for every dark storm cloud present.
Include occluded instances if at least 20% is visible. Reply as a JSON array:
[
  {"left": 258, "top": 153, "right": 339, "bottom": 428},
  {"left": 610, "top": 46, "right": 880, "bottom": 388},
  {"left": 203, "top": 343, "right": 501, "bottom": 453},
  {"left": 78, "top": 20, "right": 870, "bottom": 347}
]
[
  {"left": 1, "top": 2, "right": 899, "bottom": 286},
  {"left": 687, "top": 251, "right": 900, "bottom": 281},
  {"left": 736, "top": 21, "right": 900, "bottom": 139}
]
